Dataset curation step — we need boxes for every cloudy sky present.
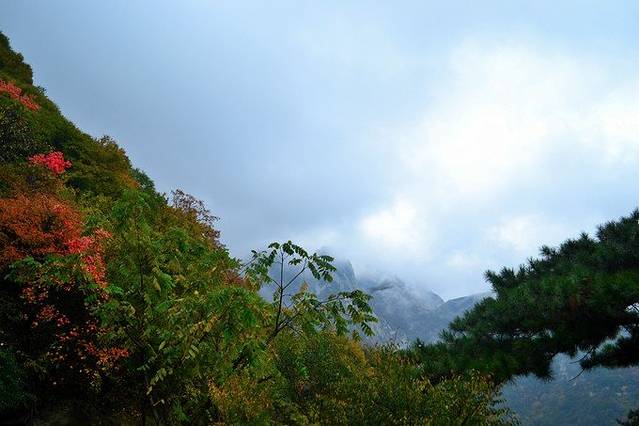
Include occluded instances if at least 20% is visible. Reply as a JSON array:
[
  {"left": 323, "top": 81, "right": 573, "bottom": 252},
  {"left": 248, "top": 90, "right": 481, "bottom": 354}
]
[{"left": 4, "top": 1, "right": 639, "bottom": 298}]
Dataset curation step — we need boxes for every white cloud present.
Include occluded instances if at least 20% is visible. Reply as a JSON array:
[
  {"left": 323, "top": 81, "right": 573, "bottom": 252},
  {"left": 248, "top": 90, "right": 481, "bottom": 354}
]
[
  {"left": 358, "top": 198, "right": 429, "bottom": 253},
  {"left": 398, "top": 41, "right": 639, "bottom": 200},
  {"left": 488, "top": 214, "right": 568, "bottom": 255},
  {"left": 297, "top": 39, "right": 639, "bottom": 297},
  {"left": 292, "top": 227, "right": 340, "bottom": 251},
  {"left": 590, "top": 87, "right": 639, "bottom": 164},
  {"left": 446, "top": 250, "right": 485, "bottom": 270}
]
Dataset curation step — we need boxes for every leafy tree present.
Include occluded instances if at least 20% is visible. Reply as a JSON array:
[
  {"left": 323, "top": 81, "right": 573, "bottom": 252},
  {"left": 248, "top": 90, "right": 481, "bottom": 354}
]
[
  {"left": 8, "top": 255, "right": 128, "bottom": 389},
  {"left": 271, "top": 332, "right": 513, "bottom": 425},
  {"left": 0, "top": 165, "right": 128, "bottom": 414},
  {"left": 170, "top": 188, "right": 220, "bottom": 246},
  {"left": 65, "top": 135, "right": 137, "bottom": 197},
  {"left": 245, "top": 240, "right": 377, "bottom": 341},
  {"left": 132, "top": 167, "right": 156, "bottom": 193},
  {"left": 242, "top": 243, "right": 511, "bottom": 425},
  {"left": 102, "top": 190, "right": 270, "bottom": 423}
]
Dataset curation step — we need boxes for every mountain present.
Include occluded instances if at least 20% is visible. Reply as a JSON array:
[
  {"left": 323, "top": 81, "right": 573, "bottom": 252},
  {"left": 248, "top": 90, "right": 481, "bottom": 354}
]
[
  {"left": 287, "top": 259, "right": 490, "bottom": 344},
  {"left": 359, "top": 274, "right": 444, "bottom": 344},
  {"left": 412, "top": 291, "right": 494, "bottom": 342},
  {"left": 258, "top": 258, "right": 447, "bottom": 344}
]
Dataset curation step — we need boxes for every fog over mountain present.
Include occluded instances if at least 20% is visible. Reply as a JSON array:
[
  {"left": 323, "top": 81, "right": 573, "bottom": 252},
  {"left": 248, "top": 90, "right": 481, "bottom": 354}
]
[{"left": 263, "top": 256, "right": 494, "bottom": 344}]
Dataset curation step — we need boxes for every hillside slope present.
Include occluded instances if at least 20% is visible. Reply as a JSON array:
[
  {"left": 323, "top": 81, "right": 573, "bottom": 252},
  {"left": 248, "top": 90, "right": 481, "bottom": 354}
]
[{"left": 0, "top": 32, "right": 509, "bottom": 425}]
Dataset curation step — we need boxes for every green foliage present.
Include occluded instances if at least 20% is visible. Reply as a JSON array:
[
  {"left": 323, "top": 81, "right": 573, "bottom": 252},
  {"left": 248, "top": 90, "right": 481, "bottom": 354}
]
[
  {"left": 0, "top": 33, "right": 33, "bottom": 84},
  {"left": 410, "top": 211, "right": 639, "bottom": 426},
  {"left": 170, "top": 188, "right": 220, "bottom": 245},
  {"left": 426, "top": 371, "right": 516, "bottom": 425},
  {"left": 271, "top": 333, "right": 513, "bottom": 425},
  {"left": 64, "top": 135, "right": 136, "bottom": 197},
  {"left": 0, "top": 100, "right": 49, "bottom": 163},
  {"left": 0, "top": 161, "right": 58, "bottom": 198},
  {"left": 100, "top": 190, "right": 271, "bottom": 422},
  {"left": 0, "top": 35, "right": 138, "bottom": 198},
  {"left": 132, "top": 167, "right": 156, "bottom": 193},
  {"left": 246, "top": 240, "right": 377, "bottom": 340}
]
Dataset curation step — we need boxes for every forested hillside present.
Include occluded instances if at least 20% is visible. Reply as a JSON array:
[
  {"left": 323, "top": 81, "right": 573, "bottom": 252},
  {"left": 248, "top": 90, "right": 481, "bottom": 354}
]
[{"left": 0, "top": 33, "right": 512, "bottom": 424}]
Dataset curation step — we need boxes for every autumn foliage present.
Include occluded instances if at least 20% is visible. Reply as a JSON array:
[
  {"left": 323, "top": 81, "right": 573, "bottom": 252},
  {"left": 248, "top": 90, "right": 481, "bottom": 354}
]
[
  {"left": 0, "top": 194, "right": 82, "bottom": 267},
  {"left": 29, "top": 151, "right": 72, "bottom": 175},
  {"left": 0, "top": 167, "right": 127, "bottom": 388},
  {"left": 12, "top": 254, "right": 129, "bottom": 384},
  {"left": 66, "top": 228, "right": 111, "bottom": 288},
  {"left": 0, "top": 79, "right": 40, "bottom": 111}
]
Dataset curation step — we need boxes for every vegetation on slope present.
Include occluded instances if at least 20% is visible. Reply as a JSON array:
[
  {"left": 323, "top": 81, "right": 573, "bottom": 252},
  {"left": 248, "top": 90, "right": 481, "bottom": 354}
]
[{"left": 0, "top": 32, "right": 510, "bottom": 425}]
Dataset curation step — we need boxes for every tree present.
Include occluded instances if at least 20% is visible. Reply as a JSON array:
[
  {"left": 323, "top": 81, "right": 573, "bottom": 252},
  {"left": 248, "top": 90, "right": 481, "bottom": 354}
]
[
  {"left": 241, "top": 242, "right": 513, "bottom": 424},
  {"left": 244, "top": 240, "right": 377, "bottom": 341},
  {"left": 412, "top": 210, "right": 639, "bottom": 394},
  {"left": 170, "top": 189, "right": 220, "bottom": 246},
  {"left": 0, "top": 191, "right": 127, "bottom": 403},
  {"left": 271, "top": 331, "right": 514, "bottom": 425},
  {"left": 103, "top": 189, "right": 270, "bottom": 423}
]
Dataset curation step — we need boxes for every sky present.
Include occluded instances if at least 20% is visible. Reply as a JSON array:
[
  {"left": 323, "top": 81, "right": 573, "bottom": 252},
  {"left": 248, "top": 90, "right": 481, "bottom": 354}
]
[{"left": 3, "top": 1, "right": 639, "bottom": 298}]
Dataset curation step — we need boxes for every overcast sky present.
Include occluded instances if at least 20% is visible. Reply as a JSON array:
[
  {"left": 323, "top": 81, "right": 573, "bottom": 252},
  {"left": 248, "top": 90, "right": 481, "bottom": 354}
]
[{"left": 4, "top": 1, "right": 639, "bottom": 298}]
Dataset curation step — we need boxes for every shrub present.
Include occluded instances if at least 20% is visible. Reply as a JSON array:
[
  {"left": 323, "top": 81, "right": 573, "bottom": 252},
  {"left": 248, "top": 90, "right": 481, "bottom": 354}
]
[{"left": 29, "top": 151, "right": 71, "bottom": 175}]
